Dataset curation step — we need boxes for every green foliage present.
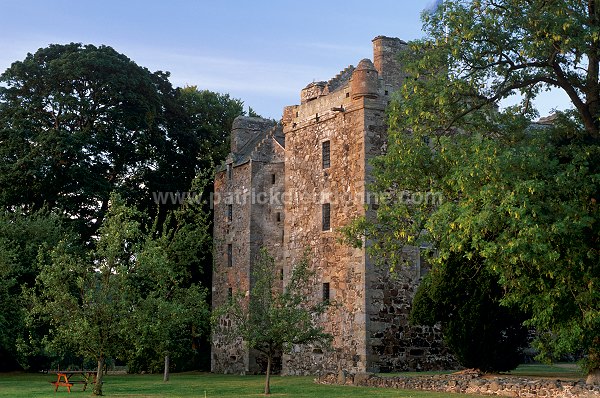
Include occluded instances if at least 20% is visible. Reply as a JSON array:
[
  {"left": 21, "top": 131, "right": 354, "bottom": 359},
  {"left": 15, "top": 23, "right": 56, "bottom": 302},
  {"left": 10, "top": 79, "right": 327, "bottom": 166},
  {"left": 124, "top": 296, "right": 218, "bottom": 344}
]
[
  {"left": 344, "top": 0, "right": 600, "bottom": 379},
  {"left": 0, "top": 45, "right": 243, "bottom": 241},
  {"left": 31, "top": 194, "right": 140, "bottom": 394},
  {"left": 357, "top": 112, "right": 600, "bottom": 374},
  {"left": 214, "top": 249, "right": 331, "bottom": 394},
  {"left": 0, "top": 44, "right": 241, "bottom": 374},
  {"left": 411, "top": 253, "right": 529, "bottom": 372},
  {"left": 127, "top": 176, "right": 212, "bottom": 374},
  {"left": 178, "top": 86, "right": 244, "bottom": 166},
  {"left": 404, "top": 0, "right": 600, "bottom": 137},
  {"left": 0, "top": 43, "right": 168, "bottom": 239},
  {"left": 29, "top": 192, "right": 213, "bottom": 394},
  {"left": 0, "top": 210, "right": 73, "bottom": 370}
]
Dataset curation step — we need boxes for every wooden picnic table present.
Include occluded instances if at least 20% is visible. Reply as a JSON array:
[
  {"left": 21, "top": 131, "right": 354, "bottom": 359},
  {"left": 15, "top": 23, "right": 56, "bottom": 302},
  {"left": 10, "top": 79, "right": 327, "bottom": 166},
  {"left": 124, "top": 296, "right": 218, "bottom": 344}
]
[{"left": 50, "top": 370, "right": 96, "bottom": 393}]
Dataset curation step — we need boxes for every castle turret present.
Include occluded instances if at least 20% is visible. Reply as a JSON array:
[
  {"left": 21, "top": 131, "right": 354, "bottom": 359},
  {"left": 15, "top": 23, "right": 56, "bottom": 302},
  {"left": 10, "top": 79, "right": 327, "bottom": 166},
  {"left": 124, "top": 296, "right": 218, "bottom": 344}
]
[
  {"left": 350, "top": 58, "right": 379, "bottom": 100},
  {"left": 372, "top": 36, "right": 407, "bottom": 92},
  {"left": 230, "top": 116, "right": 277, "bottom": 154}
]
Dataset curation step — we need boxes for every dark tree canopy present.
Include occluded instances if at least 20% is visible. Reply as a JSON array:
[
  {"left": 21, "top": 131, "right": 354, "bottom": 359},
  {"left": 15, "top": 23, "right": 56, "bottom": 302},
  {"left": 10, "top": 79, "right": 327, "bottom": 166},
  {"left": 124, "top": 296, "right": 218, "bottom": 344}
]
[
  {"left": 0, "top": 44, "right": 243, "bottom": 240},
  {"left": 178, "top": 86, "right": 244, "bottom": 165},
  {"left": 411, "top": 253, "right": 529, "bottom": 372}
]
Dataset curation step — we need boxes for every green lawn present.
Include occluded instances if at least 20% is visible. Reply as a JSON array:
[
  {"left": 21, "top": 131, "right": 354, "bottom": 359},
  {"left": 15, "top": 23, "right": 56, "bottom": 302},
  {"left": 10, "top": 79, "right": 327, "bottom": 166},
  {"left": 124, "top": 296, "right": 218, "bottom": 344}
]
[
  {"left": 0, "top": 372, "right": 485, "bottom": 398},
  {"left": 506, "top": 363, "right": 585, "bottom": 379}
]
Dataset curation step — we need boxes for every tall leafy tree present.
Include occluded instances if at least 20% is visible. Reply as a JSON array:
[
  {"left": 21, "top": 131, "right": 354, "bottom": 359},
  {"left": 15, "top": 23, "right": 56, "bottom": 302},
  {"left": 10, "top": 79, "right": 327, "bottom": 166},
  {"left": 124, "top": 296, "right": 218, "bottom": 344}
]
[
  {"left": 345, "top": 0, "right": 600, "bottom": 383},
  {"left": 30, "top": 189, "right": 214, "bottom": 393},
  {"left": 0, "top": 44, "right": 243, "bottom": 241},
  {"left": 214, "top": 249, "right": 331, "bottom": 395},
  {"left": 31, "top": 194, "right": 140, "bottom": 395},
  {"left": 127, "top": 175, "right": 212, "bottom": 380}
]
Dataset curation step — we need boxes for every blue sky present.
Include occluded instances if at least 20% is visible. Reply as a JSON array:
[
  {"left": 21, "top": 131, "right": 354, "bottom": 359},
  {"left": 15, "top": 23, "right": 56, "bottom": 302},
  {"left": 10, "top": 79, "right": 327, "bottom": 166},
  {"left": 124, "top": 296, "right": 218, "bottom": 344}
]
[{"left": 0, "top": 0, "right": 568, "bottom": 119}]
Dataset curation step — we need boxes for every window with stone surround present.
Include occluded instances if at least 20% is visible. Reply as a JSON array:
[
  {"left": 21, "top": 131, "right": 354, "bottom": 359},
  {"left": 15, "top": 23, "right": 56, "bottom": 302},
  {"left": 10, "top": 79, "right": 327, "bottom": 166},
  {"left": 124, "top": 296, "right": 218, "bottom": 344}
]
[
  {"left": 271, "top": 173, "right": 276, "bottom": 184},
  {"left": 227, "top": 164, "right": 232, "bottom": 179},
  {"left": 322, "top": 140, "right": 330, "bottom": 169},
  {"left": 322, "top": 282, "right": 330, "bottom": 303},
  {"left": 227, "top": 244, "right": 232, "bottom": 267},
  {"left": 227, "top": 204, "right": 232, "bottom": 222},
  {"left": 322, "top": 203, "right": 331, "bottom": 231}
]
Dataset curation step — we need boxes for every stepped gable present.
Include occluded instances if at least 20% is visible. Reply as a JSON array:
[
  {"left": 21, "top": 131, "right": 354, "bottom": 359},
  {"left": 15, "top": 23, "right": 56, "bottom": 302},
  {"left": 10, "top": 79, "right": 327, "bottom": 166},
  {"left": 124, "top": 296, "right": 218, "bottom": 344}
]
[
  {"left": 247, "top": 123, "right": 284, "bottom": 163},
  {"left": 217, "top": 116, "right": 279, "bottom": 170},
  {"left": 272, "top": 127, "right": 285, "bottom": 149}
]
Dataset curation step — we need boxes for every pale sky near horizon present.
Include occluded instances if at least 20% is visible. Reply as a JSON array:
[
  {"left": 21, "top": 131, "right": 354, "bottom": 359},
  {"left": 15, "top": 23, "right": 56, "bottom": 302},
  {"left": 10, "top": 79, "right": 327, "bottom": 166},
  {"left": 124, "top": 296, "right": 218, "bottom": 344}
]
[{"left": 0, "top": 0, "right": 569, "bottom": 119}]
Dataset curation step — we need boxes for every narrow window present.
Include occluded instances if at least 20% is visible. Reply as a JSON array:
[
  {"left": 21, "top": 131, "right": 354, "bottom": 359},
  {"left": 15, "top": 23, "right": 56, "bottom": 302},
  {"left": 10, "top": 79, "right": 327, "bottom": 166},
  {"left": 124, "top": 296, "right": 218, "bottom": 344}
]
[
  {"left": 322, "top": 283, "right": 330, "bottom": 303},
  {"left": 346, "top": 92, "right": 350, "bottom": 98},
  {"left": 322, "top": 203, "right": 331, "bottom": 231},
  {"left": 227, "top": 204, "right": 233, "bottom": 222},
  {"left": 227, "top": 244, "right": 233, "bottom": 267},
  {"left": 227, "top": 164, "right": 232, "bottom": 179},
  {"left": 276, "top": 212, "right": 281, "bottom": 222},
  {"left": 271, "top": 174, "right": 276, "bottom": 184},
  {"left": 280, "top": 269, "right": 284, "bottom": 281},
  {"left": 228, "top": 287, "right": 233, "bottom": 299},
  {"left": 322, "top": 140, "right": 330, "bottom": 169}
]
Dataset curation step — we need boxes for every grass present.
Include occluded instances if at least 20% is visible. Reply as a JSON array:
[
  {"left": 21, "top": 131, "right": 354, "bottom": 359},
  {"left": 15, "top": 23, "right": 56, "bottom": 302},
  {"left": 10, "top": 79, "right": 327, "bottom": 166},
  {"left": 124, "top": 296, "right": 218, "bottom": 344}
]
[
  {"left": 0, "top": 372, "right": 486, "bottom": 398},
  {"left": 506, "top": 363, "right": 585, "bottom": 380}
]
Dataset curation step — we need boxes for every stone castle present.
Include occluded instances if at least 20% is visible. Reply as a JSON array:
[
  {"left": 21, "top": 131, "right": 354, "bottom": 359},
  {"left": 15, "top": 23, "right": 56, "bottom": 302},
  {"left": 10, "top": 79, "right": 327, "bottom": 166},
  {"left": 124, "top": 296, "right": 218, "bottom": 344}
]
[{"left": 211, "top": 36, "right": 455, "bottom": 375}]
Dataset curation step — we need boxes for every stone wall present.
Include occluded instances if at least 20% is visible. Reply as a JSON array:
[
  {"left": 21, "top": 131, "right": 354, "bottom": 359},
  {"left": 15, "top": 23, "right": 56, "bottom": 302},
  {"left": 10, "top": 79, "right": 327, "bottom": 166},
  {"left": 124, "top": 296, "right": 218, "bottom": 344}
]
[
  {"left": 366, "top": 258, "right": 457, "bottom": 372},
  {"left": 317, "top": 372, "right": 600, "bottom": 398},
  {"left": 212, "top": 119, "right": 285, "bottom": 374},
  {"left": 212, "top": 161, "right": 252, "bottom": 374}
]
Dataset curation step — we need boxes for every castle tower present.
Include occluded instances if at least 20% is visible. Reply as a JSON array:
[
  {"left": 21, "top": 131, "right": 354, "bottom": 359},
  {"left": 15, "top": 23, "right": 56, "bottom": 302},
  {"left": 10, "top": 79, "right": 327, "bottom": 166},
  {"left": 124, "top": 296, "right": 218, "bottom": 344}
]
[
  {"left": 212, "top": 36, "right": 454, "bottom": 376},
  {"left": 350, "top": 59, "right": 379, "bottom": 100},
  {"left": 372, "top": 36, "right": 408, "bottom": 93},
  {"left": 211, "top": 116, "right": 285, "bottom": 374}
]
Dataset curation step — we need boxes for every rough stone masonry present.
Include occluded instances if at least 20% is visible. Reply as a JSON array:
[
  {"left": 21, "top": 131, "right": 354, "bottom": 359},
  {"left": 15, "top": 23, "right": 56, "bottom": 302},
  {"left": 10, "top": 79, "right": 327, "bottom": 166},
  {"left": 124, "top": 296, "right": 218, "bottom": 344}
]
[{"left": 211, "top": 36, "right": 455, "bottom": 376}]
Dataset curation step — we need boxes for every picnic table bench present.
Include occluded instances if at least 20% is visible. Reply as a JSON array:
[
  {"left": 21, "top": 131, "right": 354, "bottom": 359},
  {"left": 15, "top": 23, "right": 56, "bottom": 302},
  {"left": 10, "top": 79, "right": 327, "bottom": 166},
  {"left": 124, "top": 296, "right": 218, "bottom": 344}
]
[{"left": 49, "top": 371, "right": 96, "bottom": 393}]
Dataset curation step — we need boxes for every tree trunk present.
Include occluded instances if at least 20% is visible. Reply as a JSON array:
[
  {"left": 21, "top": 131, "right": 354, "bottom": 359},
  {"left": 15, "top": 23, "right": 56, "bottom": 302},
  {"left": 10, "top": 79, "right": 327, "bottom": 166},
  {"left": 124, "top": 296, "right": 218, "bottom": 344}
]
[
  {"left": 587, "top": 368, "right": 600, "bottom": 385},
  {"left": 93, "top": 356, "right": 105, "bottom": 396},
  {"left": 163, "top": 353, "right": 170, "bottom": 382},
  {"left": 264, "top": 355, "right": 272, "bottom": 395}
]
